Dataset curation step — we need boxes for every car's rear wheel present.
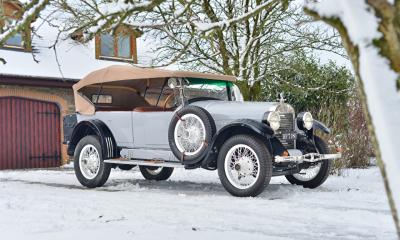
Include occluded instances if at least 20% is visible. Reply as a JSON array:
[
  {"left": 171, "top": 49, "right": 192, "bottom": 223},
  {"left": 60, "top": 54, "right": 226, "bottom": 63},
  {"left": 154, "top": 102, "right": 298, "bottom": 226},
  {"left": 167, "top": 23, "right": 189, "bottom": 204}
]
[
  {"left": 118, "top": 165, "right": 135, "bottom": 171},
  {"left": 217, "top": 135, "right": 272, "bottom": 197},
  {"left": 74, "top": 135, "right": 111, "bottom": 188},
  {"left": 139, "top": 166, "right": 174, "bottom": 181},
  {"left": 285, "top": 136, "right": 331, "bottom": 188}
]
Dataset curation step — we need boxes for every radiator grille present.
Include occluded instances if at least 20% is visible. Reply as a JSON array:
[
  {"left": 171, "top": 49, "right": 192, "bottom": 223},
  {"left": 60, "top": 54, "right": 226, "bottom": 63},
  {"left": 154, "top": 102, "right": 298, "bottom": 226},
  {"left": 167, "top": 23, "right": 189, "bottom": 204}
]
[
  {"left": 279, "top": 113, "right": 294, "bottom": 130},
  {"left": 275, "top": 113, "right": 295, "bottom": 149}
]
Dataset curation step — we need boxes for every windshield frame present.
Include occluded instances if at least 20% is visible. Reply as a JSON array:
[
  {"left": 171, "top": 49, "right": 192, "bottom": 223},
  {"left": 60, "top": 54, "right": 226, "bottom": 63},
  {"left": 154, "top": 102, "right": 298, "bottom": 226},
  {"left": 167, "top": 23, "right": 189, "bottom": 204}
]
[{"left": 181, "top": 77, "right": 233, "bottom": 102}]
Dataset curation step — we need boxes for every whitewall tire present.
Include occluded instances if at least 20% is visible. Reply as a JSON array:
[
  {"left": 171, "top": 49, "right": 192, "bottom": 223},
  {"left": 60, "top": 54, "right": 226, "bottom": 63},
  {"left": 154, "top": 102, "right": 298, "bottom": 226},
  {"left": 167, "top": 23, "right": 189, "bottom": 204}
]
[
  {"left": 74, "top": 135, "right": 111, "bottom": 188},
  {"left": 218, "top": 135, "right": 272, "bottom": 197}
]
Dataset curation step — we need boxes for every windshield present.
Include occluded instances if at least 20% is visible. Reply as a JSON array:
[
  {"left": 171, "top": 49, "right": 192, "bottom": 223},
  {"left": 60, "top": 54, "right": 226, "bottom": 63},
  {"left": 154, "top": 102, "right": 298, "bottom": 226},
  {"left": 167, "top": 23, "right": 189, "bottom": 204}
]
[{"left": 184, "top": 78, "right": 231, "bottom": 101}]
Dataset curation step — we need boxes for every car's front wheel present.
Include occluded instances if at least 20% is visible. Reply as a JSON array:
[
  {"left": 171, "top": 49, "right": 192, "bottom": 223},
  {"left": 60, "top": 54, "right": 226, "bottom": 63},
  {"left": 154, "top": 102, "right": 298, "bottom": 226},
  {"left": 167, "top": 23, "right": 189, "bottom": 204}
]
[
  {"left": 285, "top": 136, "right": 331, "bottom": 188},
  {"left": 217, "top": 135, "right": 272, "bottom": 197},
  {"left": 74, "top": 135, "right": 111, "bottom": 188},
  {"left": 139, "top": 166, "right": 174, "bottom": 181}
]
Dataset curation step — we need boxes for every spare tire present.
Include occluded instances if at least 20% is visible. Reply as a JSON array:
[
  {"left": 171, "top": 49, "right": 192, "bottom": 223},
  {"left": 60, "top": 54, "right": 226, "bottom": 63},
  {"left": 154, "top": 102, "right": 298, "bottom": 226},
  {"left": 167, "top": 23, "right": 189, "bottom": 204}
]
[{"left": 168, "top": 106, "right": 216, "bottom": 162}]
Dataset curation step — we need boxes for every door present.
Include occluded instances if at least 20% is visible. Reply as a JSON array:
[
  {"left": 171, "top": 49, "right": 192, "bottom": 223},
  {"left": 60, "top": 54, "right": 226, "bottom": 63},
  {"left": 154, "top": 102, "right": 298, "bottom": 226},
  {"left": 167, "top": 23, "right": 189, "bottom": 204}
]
[
  {"left": 0, "top": 97, "right": 61, "bottom": 170},
  {"left": 132, "top": 111, "right": 174, "bottom": 149}
]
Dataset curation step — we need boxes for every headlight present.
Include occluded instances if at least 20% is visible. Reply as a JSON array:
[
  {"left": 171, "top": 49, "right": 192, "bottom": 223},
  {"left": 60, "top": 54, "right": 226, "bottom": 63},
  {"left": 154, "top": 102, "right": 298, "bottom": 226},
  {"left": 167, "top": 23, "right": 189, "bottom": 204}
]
[
  {"left": 263, "top": 111, "right": 280, "bottom": 131},
  {"left": 297, "top": 112, "right": 313, "bottom": 130}
]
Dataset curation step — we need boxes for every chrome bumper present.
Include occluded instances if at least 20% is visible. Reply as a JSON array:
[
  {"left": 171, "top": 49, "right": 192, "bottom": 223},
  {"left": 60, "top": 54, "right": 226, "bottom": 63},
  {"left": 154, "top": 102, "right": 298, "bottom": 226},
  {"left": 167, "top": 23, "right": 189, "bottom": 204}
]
[{"left": 275, "top": 152, "right": 342, "bottom": 163}]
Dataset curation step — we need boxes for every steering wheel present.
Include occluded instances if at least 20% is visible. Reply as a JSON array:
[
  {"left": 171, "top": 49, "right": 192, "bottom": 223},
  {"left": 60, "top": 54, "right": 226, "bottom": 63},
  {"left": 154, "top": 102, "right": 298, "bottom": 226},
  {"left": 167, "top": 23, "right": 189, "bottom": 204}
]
[
  {"left": 187, "top": 97, "right": 221, "bottom": 104},
  {"left": 163, "top": 92, "right": 176, "bottom": 110}
]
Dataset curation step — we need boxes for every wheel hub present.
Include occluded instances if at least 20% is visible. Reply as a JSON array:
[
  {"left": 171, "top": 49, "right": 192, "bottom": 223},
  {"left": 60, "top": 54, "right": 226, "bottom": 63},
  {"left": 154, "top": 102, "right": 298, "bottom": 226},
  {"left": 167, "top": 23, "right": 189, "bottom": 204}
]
[
  {"left": 236, "top": 157, "right": 253, "bottom": 175},
  {"left": 88, "top": 154, "right": 99, "bottom": 171},
  {"left": 182, "top": 127, "right": 201, "bottom": 144}
]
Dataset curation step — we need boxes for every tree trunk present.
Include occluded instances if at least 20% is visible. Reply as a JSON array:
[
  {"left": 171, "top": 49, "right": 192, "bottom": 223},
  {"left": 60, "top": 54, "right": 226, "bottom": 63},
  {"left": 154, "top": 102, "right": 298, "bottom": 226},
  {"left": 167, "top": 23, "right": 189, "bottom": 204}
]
[{"left": 305, "top": 5, "right": 400, "bottom": 237}]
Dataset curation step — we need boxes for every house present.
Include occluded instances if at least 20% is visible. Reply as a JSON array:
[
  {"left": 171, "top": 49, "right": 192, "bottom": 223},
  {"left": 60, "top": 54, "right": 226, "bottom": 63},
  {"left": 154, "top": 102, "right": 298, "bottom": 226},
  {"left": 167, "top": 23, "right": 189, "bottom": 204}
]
[{"left": 0, "top": 0, "right": 144, "bottom": 170}]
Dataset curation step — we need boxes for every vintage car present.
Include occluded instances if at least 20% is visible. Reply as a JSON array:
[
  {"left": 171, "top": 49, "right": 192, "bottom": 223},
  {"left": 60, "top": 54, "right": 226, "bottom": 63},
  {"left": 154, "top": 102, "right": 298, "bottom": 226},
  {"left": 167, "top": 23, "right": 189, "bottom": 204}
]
[{"left": 64, "top": 65, "right": 341, "bottom": 197}]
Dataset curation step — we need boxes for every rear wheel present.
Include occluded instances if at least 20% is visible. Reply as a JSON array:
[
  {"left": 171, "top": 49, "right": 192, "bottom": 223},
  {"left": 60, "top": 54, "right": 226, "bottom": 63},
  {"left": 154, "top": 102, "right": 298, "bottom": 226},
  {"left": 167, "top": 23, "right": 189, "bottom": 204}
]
[
  {"left": 285, "top": 136, "right": 331, "bottom": 188},
  {"left": 118, "top": 165, "right": 135, "bottom": 171},
  {"left": 74, "top": 135, "right": 111, "bottom": 188},
  {"left": 217, "top": 135, "right": 272, "bottom": 197},
  {"left": 139, "top": 166, "right": 174, "bottom": 181}
]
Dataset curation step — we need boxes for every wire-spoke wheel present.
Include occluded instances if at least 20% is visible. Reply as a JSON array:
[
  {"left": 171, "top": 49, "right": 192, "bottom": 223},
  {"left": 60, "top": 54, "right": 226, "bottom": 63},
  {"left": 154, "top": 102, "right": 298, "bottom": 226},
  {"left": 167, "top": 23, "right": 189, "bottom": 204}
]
[
  {"left": 139, "top": 166, "right": 174, "bottom": 181},
  {"left": 79, "top": 144, "right": 100, "bottom": 180},
  {"left": 74, "top": 135, "right": 111, "bottom": 188},
  {"left": 292, "top": 163, "right": 322, "bottom": 182},
  {"left": 169, "top": 106, "right": 215, "bottom": 162},
  {"left": 174, "top": 113, "right": 206, "bottom": 156},
  {"left": 218, "top": 135, "right": 272, "bottom": 197},
  {"left": 285, "top": 136, "right": 331, "bottom": 189},
  {"left": 224, "top": 144, "right": 260, "bottom": 189}
]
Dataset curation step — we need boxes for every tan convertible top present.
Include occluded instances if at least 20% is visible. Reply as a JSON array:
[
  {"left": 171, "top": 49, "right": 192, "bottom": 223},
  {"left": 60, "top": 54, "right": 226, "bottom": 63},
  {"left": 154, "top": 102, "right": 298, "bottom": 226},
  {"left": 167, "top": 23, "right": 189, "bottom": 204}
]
[
  {"left": 73, "top": 65, "right": 236, "bottom": 91},
  {"left": 73, "top": 65, "right": 236, "bottom": 115}
]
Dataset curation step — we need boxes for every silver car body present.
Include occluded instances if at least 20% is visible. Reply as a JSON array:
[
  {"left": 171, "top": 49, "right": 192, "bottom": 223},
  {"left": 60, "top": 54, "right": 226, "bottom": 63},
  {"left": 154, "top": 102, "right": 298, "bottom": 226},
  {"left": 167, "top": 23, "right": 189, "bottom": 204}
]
[{"left": 77, "top": 100, "right": 283, "bottom": 161}]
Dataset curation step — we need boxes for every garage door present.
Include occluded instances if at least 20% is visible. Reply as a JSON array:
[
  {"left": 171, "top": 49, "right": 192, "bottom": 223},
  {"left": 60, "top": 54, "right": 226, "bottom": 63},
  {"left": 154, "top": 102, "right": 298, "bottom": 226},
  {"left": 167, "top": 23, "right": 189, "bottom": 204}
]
[{"left": 0, "top": 97, "right": 61, "bottom": 170}]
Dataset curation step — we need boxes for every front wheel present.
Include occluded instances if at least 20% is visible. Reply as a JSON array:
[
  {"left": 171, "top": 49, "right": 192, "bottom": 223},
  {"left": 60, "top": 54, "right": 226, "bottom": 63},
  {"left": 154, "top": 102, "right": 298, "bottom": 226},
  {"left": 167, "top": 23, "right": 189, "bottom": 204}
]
[
  {"left": 74, "top": 135, "right": 111, "bottom": 188},
  {"left": 139, "top": 166, "right": 174, "bottom": 181},
  {"left": 217, "top": 135, "right": 272, "bottom": 197},
  {"left": 285, "top": 136, "right": 331, "bottom": 188}
]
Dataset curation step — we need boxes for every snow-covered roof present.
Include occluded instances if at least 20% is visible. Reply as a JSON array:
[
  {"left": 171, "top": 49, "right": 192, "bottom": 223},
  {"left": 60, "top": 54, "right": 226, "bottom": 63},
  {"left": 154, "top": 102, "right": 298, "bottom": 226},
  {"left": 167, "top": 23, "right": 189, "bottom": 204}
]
[{"left": 0, "top": 15, "right": 152, "bottom": 81}]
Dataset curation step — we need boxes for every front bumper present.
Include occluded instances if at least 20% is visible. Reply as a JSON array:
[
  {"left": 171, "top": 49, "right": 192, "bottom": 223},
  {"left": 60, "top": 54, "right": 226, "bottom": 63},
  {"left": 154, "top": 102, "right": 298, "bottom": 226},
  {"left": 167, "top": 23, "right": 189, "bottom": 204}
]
[{"left": 275, "top": 152, "right": 342, "bottom": 163}]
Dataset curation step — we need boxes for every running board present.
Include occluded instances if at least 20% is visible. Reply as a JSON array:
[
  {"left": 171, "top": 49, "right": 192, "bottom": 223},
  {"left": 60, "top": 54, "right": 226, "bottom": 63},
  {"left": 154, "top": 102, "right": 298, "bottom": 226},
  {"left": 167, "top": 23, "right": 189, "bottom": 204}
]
[{"left": 104, "top": 159, "right": 184, "bottom": 168}]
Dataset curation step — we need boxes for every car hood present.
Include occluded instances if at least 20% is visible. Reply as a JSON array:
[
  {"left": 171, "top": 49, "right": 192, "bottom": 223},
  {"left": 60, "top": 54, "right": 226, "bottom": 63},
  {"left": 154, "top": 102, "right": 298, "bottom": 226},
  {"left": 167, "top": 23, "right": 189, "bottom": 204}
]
[{"left": 190, "top": 100, "right": 279, "bottom": 128}]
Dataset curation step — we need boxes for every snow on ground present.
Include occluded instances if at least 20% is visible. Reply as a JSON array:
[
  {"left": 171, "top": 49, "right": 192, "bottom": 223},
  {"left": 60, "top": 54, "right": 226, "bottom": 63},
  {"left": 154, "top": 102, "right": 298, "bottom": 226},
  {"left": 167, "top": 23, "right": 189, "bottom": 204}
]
[{"left": 0, "top": 166, "right": 396, "bottom": 240}]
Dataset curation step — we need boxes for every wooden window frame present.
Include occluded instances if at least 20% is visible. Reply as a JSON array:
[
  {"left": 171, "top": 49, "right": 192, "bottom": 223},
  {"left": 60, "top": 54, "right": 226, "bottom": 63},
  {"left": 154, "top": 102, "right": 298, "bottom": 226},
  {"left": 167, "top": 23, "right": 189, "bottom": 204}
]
[
  {"left": 0, "top": 1, "right": 32, "bottom": 51},
  {"left": 95, "top": 31, "right": 137, "bottom": 63}
]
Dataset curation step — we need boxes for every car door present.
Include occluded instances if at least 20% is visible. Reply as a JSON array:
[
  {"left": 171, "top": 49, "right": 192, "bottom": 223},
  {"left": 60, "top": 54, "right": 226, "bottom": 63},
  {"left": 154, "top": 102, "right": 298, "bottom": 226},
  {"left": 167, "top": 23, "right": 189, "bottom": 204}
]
[{"left": 132, "top": 111, "right": 174, "bottom": 149}]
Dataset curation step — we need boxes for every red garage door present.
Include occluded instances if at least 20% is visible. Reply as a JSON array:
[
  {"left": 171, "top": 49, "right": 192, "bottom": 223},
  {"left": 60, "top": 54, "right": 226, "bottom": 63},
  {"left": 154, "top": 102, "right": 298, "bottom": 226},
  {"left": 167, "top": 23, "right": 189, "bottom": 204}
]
[{"left": 0, "top": 97, "right": 61, "bottom": 170}]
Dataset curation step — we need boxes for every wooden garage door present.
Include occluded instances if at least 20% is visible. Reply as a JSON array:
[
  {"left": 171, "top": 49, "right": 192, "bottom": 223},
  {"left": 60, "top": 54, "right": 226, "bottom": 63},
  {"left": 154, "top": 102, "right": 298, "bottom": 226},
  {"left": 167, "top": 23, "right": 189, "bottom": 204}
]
[{"left": 0, "top": 97, "right": 61, "bottom": 170}]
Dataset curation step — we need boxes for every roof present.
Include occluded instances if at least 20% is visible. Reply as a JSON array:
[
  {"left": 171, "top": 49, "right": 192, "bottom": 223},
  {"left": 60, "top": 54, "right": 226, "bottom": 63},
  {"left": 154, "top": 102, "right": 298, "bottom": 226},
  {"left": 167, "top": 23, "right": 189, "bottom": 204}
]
[
  {"left": 73, "top": 65, "right": 236, "bottom": 91},
  {"left": 73, "top": 65, "right": 235, "bottom": 115},
  {"left": 0, "top": 10, "right": 156, "bottom": 81}
]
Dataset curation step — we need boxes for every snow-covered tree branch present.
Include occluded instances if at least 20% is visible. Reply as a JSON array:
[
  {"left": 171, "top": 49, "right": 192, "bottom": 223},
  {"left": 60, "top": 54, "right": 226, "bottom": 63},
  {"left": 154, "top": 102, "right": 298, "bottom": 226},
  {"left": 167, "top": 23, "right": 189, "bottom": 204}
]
[
  {"left": 304, "top": 0, "right": 400, "bottom": 236},
  {"left": 0, "top": 0, "right": 50, "bottom": 64},
  {"left": 141, "top": 0, "right": 344, "bottom": 100},
  {"left": 0, "top": 0, "right": 50, "bottom": 45}
]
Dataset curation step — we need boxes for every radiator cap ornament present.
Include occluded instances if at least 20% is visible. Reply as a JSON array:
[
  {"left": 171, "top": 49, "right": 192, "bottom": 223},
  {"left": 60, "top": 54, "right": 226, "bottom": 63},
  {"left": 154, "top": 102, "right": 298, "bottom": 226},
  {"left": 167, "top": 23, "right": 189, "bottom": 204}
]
[{"left": 279, "top": 92, "right": 286, "bottom": 104}]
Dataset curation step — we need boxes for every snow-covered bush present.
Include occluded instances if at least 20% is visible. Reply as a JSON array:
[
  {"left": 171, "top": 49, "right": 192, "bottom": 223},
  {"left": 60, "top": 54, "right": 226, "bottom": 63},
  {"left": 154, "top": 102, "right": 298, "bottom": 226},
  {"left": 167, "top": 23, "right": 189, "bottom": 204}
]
[{"left": 338, "top": 96, "right": 374, "bottom": 169}]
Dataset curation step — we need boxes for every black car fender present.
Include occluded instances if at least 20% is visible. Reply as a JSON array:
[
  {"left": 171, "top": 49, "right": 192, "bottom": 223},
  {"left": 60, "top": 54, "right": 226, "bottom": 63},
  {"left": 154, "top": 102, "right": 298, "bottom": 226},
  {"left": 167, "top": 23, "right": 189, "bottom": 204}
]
[
  {"left": 313, "top": 120, "right": 331, "bottom": 134},
  {"left": 67, "top": 119, "right": 118, "bottom": 159},
  {"left": 198, "top": 119, "right": 275, "bottom": 169}
]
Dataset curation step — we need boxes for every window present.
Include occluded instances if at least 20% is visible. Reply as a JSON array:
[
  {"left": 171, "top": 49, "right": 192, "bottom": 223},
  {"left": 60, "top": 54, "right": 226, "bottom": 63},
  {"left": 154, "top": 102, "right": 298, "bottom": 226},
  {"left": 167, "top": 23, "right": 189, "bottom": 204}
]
[
  {"left": 184, "top": 78, "right": 231, "bottom": 101},
  {"left": 142, "top": 79, "right": 176, "bottom": 108},
  {"left": 1, "top": 1, "right": 31, "bottom": 50},
  {"left": 96, "top": 31, "right": 137, "bottom": 62},
  {"left": 92, "top": 94, "right": 112, "bottom": 104},
  {"left": 4, "top": 32, "right": 23, "bottom": 48}
]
